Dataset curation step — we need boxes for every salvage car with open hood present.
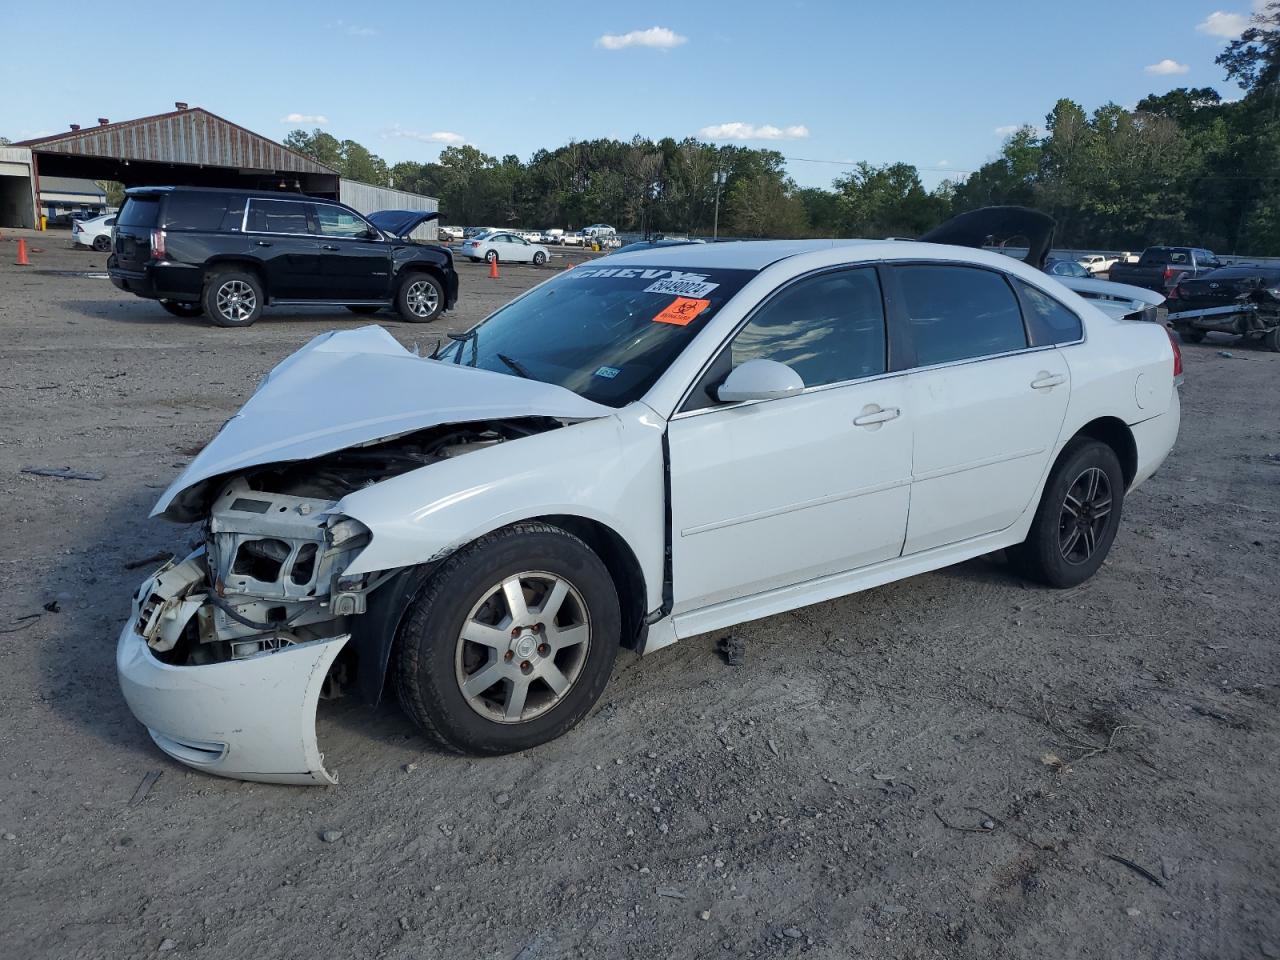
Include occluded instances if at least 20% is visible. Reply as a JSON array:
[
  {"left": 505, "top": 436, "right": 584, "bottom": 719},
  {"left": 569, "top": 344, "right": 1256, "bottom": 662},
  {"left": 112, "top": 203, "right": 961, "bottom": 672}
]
[{"left": 118, "top": 209, "right": 1182, "bottom": 784}]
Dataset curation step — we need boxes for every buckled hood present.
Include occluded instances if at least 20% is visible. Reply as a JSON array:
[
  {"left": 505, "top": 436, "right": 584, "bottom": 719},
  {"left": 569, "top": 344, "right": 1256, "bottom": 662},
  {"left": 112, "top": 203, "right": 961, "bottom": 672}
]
[
  {"left": 152, "top": 326, "right": 612, "bottom": 521},
  {"left": 368, "top": 209, "right": 440, "bottom": 238}
]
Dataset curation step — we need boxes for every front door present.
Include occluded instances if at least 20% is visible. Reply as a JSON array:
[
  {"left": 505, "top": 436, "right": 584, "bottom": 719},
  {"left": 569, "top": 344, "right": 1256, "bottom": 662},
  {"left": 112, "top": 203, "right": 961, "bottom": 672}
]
[
  {"left": 314, "top": 204, "right": 390, "bottom": 300},
  {"left": 668, "top": 266, "right": 913, "bottom": 613}
]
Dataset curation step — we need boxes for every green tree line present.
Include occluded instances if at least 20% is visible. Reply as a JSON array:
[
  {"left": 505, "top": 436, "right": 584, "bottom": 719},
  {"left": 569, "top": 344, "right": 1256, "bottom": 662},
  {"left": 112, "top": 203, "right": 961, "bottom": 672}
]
[{"left": 284, "top": 4, "right": 1280, "bottom": 253}]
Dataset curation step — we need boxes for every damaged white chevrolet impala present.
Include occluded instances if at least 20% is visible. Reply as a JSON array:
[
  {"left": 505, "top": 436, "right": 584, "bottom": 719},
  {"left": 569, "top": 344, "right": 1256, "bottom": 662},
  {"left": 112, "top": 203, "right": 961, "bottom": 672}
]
[{"left": 118, "top": 215, "right": 1182, "bottom": 784}]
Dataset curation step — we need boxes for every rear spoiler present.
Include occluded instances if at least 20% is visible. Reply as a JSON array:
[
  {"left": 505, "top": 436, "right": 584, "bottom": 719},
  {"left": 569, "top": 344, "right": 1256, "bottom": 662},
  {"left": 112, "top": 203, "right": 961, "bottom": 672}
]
[{"left": 919, "top": 206, "right": 1056, "bottom": 270}]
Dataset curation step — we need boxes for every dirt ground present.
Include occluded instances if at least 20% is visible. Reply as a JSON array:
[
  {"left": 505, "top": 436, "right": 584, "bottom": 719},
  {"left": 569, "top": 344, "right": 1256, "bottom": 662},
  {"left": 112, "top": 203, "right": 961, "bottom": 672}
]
[{"left": 0, "top": 230, "right": 1277, "bottom": 960}]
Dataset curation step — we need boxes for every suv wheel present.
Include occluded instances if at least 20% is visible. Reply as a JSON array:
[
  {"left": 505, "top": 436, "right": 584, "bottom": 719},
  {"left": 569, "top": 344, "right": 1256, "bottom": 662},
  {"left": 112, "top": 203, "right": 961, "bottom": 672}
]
[
  {"left": 160, "top": 300, "right": 203, "bottom": 318},
  {"left": 396, "top": 523, "right": 620, "bottom": 755},
  {"left": 1008, "top": 438, "right": 1125, "bottom": 588},
  {"left": 203, "top": 270, "right": 263, "bottom": 327},
  {"left": 396, "top": 273, "right": 444, "bottom": 322}
]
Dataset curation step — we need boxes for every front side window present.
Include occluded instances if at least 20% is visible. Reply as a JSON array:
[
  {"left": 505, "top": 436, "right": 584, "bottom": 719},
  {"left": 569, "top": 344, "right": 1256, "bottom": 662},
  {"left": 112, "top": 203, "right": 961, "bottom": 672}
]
[
  {"left": 434, "top": 265, "right": 756, "bottom": 407},
  {"left": 316, "top": 205, "right": 371, "bottom": 238},
  {"left": 894, "top": 265, "right": 1027, "bottom": 367},
  {"left": 1014, "top": 279, "right": 1083, "bottom": 345},
  {"left": 246, "top": 199, "right": 314, "bottom": 235},
  {"left": 730, "top": 268, "right": 887, "bottom": 388}
]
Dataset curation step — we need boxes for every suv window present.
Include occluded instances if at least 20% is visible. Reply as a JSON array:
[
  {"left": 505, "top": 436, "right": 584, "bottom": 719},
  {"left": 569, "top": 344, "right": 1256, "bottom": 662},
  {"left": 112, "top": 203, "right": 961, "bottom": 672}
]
[
  {"left": 163, "top": 192, "right": 228, "bottom": 231},
  {"left": 246, "top": 199, "right": 314, "bottom": 235},
  {"left": 316, "top": 204, "right": 371, "bottom": 238},
  {"left": 894, "top": 265, "right": 1026, "bottom": 366},
  {"left": 117, "top": 196, "right": 160, "bottom": 228},
  {"left": 1013, "top": 280, "right": 1082, "bottom": 345},
  {"left": 731, "top": 268, "right": 887, "bottom": 388}
]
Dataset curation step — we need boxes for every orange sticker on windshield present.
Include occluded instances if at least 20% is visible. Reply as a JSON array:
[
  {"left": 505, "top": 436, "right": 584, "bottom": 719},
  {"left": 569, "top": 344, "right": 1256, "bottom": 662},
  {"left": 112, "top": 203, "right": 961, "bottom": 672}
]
[{"left": 653, "top": 297, "right": 711, "bottom": 326}]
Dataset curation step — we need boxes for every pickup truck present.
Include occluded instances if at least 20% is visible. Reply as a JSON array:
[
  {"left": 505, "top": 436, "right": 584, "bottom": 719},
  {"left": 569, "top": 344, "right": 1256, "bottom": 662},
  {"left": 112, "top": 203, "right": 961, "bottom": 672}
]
[{"left": 1107, "top": 246, "right": 1222, "bottom": 292}]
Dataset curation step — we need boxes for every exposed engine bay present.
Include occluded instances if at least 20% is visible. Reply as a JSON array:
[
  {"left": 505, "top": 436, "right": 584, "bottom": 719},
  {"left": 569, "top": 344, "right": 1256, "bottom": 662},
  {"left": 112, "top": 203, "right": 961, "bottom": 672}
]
[{"left": 134, "top": 419, "right": 558, "bottom": 669}]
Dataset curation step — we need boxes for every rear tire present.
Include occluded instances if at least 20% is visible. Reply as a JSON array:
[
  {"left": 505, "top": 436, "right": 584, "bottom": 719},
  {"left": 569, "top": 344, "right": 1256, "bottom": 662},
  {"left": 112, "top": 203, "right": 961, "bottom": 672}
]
[
  {"left": 345, "top": 305, "right": 381, "bottom": 315},
  {"left": 396, "top": 273, "right": 444, "bottom": 322},
  {"left": 202, "top": 270, "right": 263, "bottom": 327},
  {"left": 1008, "top": 438, "right": 1125, "bottom": 588},
  {"left": 92, "top": 235, "right": 112, "bottom": 252},
  {"left": 396, "top": 523, "right": 620, "bottom": 755},
  {"left": 486, "top": 250, "right": 499, "bottom": 263},
  {"left": 160, "top": 299, "right": 203, "bottom": 318}
]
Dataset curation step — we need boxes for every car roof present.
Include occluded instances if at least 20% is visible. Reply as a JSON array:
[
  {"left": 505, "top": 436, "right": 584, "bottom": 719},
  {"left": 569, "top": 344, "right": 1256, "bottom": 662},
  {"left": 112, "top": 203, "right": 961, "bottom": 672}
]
[{"left": 602, "top": 239, "right": 877, "bottom": 270}]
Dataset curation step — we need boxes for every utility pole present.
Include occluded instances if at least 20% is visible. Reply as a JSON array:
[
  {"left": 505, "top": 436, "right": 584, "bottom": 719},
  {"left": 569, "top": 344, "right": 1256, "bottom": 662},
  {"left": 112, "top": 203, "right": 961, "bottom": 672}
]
[{"left": 712, "top": 169, "right": 726, "bottom": 241}]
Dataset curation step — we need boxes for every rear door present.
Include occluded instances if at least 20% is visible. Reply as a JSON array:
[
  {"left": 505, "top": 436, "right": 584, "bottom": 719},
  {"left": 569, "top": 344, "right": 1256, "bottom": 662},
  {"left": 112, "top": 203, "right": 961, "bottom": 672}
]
[
  {"left": 884, "top": 264, "right": 1074, "bottom": 554},
  {"left": 244, "top": 198, "right": 321, "bottom": 299},
  {"left": 112, "top": 194, "right": 163, "bottom": 270},
  {"left": 314, "top": 203, "right": 390, "bottom": 300}
]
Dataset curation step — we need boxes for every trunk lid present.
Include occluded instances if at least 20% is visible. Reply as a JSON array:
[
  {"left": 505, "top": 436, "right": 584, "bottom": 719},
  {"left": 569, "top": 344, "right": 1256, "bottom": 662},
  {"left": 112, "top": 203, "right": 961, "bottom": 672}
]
[{"left": 113, "top": 192, "right": 163, "bottom": 269}]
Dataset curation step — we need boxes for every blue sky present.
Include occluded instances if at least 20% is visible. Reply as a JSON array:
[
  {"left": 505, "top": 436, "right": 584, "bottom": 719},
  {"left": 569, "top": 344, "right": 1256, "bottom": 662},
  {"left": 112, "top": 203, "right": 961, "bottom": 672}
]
[{"left": 0, "top": 0, "right": 1259, "bottom": 190}]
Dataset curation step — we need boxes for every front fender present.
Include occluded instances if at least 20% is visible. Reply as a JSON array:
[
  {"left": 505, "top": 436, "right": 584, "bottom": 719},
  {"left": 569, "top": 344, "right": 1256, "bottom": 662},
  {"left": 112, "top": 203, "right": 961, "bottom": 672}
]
[{"left": 336, "top": 406, "right": 667, "bottom": 613}]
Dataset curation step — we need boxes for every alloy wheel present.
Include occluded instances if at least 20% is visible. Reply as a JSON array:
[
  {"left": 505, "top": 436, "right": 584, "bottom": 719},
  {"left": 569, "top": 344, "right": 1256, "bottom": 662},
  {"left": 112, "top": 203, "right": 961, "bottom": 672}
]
[
  {"left": 215, "top": 280, "right": 256, "bottom": 323},
  {"left": 1058, "top": 467, "right": 1112, "bottom": 564},
  {"left": 405, "top": 279, "right": 439, "bottom": 318},
  {"left": 454, "top": 571, "right": 591, "bottom": 724}
]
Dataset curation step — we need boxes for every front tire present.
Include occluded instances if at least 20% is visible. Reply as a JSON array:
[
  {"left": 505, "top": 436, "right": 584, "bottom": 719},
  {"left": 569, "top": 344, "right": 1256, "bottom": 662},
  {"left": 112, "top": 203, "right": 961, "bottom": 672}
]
[
  {"left": 396, "top": 273, "right": 444, "bottom": 322},
  {"left": 160, "top": 299, "right": 203, "bottom": 318},
  {"left": 396, "top": 523, "right": 620, "bottom": 755},
  {"left": 1008, "top": 438, "right": 1125, "bottom": 588},
  {"left": 532, "top": 251, "right": 547, "bottom": 266},
  {"left": 202, "top": 270, "right": 263, "bottom": 327}
]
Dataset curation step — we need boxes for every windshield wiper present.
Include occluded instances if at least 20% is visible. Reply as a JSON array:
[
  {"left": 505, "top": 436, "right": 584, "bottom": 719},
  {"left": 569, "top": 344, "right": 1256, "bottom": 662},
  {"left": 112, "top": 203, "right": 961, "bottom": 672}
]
[
  {"left": 442, "top": 330, "right": 477, "bottom": 365},
  {"left": 497, "top": 353, "right": 533, "bottom": 379}
]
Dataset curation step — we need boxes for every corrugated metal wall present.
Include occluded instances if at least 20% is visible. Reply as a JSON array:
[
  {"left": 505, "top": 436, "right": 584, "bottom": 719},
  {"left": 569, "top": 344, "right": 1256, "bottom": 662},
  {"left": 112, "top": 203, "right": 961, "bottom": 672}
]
[
  {"left": 339, "top": 179, "right": 439, "bottom": 241},
  {"left": 27, "top": 109, "right": 334, "bottom": 175}
]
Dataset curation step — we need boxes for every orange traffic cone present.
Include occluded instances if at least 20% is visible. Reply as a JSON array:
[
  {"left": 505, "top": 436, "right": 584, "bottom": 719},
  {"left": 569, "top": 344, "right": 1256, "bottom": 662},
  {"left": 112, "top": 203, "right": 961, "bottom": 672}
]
[
  {"left": 15, "top": 238, "right": 30, "bottom": 266},
  {"left": 488, "top": 257, "right": 499, "bottom": 279},
  {"left": 563, "top": 262, "right": 573, "bottom": 271}
]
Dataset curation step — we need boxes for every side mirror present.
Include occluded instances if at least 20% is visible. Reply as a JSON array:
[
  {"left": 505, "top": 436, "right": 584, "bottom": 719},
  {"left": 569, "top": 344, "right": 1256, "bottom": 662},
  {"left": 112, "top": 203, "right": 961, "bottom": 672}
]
[
  {"left": 716, "top": 359, "right": 804, "bottom": 403},
  {"left": 363, "top": 228, "right": 382, "bottom": 240}
]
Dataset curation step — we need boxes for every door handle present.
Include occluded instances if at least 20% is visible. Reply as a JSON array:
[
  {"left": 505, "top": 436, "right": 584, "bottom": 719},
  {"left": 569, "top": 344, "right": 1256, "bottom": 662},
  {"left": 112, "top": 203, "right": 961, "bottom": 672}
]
[
  {"left": 254, "top": 240, "right": 272, "bottom": 247},
  {"left": 322, "top": 244, "right": 340, "bottom": 251},
  {"left": 853, "top": 405, "right": 900, "bottom": 427},
  {"left": 1030, "top": 373, "right": 1066, "bottom": 390}
]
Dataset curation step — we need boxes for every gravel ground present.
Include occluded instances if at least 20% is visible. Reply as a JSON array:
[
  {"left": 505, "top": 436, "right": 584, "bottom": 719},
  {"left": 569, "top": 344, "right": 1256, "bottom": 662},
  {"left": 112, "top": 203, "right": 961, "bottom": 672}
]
[{"left": 1, "top": 231, "right": 1277, "bottom": 960}]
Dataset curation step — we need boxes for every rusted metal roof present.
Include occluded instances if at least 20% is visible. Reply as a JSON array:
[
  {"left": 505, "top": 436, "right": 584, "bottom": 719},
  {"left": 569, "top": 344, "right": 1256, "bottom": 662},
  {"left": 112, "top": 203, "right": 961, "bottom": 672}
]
[{"left": 15, "top": 108, "right": 337, "bottom": 175}]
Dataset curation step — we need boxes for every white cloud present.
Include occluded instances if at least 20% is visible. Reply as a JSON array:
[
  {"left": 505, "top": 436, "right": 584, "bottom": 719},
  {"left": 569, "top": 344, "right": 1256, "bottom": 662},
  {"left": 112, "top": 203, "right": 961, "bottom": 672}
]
[
  {"left": 280, "top": 113, "right": 329, "bottom": 124},
  {"left": 1145, "top": 58, "right": 1190, "bottom": 75},
  {"left": 346, "top": 24, "right": 377, "bottom": 36},
  {"left": 385, "top": 126, "right": 467, "bottom": 145},
  {"left": 994, "top": 124, "right": 1022, "bottom": 135},
  {"left": 1197, "top": 10, "right": 1250, "bottom": 37},
  {"left": 936, "top": 160, "right": 950, "bottom": 167},
  {"left": 698, "top": 121, "right": 810, "bottom": 141},
  {"left": 597, "top": 26, "right": 688, "bottom": 50}
]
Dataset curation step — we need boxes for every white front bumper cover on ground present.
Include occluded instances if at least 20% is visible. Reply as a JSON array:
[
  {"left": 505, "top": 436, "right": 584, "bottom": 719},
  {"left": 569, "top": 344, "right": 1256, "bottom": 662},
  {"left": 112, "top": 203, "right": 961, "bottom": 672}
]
[{"left": 116, "top": 622, "right": 349, "bottom": 786}]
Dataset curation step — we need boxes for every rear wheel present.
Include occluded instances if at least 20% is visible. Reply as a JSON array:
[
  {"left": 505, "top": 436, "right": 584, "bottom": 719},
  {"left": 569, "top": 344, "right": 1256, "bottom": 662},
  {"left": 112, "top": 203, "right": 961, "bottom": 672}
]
[
  {"left": 160, "top": 299, "right": 203, "bottom": 318},
  {"left": 486, "top": 249, "right": 499, "bottom": 263},
  {"left": 92, "top": 235, "right": 112, "bottom": 252},
  {"left": 345, "top": 305, "right": 381, "bottom": 315},
  {"left": 396, "top": 273, "right": 444, "bottom": 322},
  {"left": 1008, "top": 438, "right": 1125, "bottom": 588},
  {"left": 396, "top": 523, "right": 620, "bottom": 755},
  {"left": 202, "top": 270, "right": 263, "bottom": 327}
]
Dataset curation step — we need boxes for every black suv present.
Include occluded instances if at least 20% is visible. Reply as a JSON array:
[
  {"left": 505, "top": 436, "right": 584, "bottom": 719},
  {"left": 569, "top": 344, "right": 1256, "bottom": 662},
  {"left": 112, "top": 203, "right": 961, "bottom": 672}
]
[{"left": 107, "top": 186, "right": 457, "bottom": 327}]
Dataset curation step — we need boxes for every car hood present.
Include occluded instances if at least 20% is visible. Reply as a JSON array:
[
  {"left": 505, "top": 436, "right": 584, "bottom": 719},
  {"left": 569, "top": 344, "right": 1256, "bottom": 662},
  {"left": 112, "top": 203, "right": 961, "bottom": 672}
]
[
  {"left": 152, "top": 326, "right": 613, "bottom": 521},
  {"left": 368, "top": 209, "right": 440, "bottom": 238}
]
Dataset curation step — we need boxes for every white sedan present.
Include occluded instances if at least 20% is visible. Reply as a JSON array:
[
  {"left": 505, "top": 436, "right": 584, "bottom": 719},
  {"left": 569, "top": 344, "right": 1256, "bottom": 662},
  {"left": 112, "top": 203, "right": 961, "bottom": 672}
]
[
  {"left": 459, "top": 231, "right": 551, "bottom": 265},
  {"left": 1077, "top": 254, "right": 1118, "bottom": 275},
  {"left": 116, "top": 219, "right": 1181, "bottom": 783},
  {"left": 71, "top": 213, "right": 116, "bottom": 252}
]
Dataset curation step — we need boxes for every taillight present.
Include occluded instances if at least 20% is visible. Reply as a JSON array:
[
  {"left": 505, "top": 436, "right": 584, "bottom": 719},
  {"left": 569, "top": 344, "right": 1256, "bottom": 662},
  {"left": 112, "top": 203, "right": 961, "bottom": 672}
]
[
  {"left": 1163, "top": 266, "right": 1175, "bottom": 283},
  {"left": 1166, "top": 326, "right": 1183, "bottom": 380},
  {"left": 72, "top": 222, "right": 82, "bottom": 234},
  {"left": 150, "top": 228, "right": 166, "bottom": 260}
]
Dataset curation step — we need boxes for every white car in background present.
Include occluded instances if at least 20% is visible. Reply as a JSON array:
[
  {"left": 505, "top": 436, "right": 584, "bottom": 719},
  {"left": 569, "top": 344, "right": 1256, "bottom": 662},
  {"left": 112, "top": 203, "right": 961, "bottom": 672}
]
[
  {"left": 116, "top": 209, "right": 1181, "bottom": 785},
  {"left": 460, "top": 230, "right": 551, "bottom": 265},
  {"left": 1077, "top": 254, "right": 1118, "bottom": 275},
  {"left": 71, "top": 213, "right": 116, "bottom": 252},
  {"left": 519, "top": 230, "right": 543, "bottom": 244},
  {"left": 541, "top": 229, "right": 565, "bottom": 245},
  {"left": 439, "top": 225, "right": 464, "bottom": 242},
  {"left": 561, "top": 231, "right": 585, "bottom": 247}
]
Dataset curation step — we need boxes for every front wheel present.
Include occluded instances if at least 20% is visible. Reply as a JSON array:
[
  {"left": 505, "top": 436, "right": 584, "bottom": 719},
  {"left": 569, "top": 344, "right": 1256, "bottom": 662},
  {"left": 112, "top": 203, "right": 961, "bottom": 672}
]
[
  {"left": 160, "top": 299, "right": 203, "bottom": 318},
  {"left": 202, "top": 270, "right": 263, "bottom": 327},
  {"left": 1008, "top": 438, "right": 1125, "bottom": 588},
  {"left": 532, "top": 251, "right": 547, "bottom": 266},
  {"left": 396, "top": 523, "right": 620, "bottom": 755},
  {"left": 396, "top": 273, "right": 444, "bottom": 322}
]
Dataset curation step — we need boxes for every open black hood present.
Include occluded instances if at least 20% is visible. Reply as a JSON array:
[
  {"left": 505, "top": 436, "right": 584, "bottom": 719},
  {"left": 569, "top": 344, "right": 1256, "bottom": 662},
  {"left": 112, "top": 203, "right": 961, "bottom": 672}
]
[
  {"left": 368, "top": 209, "right": 441, "bottom": 238},
  {"left": 919, "top": 206, "right": 1056, "bottom": 270}
]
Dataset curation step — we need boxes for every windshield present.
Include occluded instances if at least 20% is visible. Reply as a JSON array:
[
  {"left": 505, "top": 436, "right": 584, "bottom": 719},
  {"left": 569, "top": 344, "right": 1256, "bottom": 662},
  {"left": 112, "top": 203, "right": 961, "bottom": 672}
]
[{"left": 435, "top": 264, "right": 756, "bottom": 406}]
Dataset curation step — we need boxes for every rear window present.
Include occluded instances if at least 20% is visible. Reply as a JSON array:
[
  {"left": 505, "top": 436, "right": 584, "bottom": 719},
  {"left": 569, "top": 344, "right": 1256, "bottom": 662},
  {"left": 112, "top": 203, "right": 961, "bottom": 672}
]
[
  {"left": 246, "top": 199, "right": 314, "bottom": 235},
  {"left": 117, "top": 196, "right": 160, "bottom": 228},
  {"left": 1141, "top": 249, "right": 1187, "bottom": 265},
  {"left": 163, "top": 192, "right": 230, "bottom": 231},
  {"left": 1014, "top": 280, "right": 1083, "bottom": 345},
  {"left": 893, "top": 265, "right": 1027, "bottom": 366}
]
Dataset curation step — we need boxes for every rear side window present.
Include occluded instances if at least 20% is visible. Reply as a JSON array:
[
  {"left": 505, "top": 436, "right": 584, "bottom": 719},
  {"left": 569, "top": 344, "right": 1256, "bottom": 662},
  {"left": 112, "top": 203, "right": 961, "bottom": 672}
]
[
  {"left": 163, "top": 192, "right": 228, "bottom": 231},
  {"left": 117, "top": 196, "right": 160, "bottom": 228},
  {"left": 731, "top": 267, "right": 887, "bottom": 387},
  {"left": 1014, "top": 280, "right": 1083, "bottom": 345},
  {"left": 894, "top": 265, "right": 1027, "bottom": 366},
  {"left": 246, "top": 199, "right": 314, "bottom": 235}
]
